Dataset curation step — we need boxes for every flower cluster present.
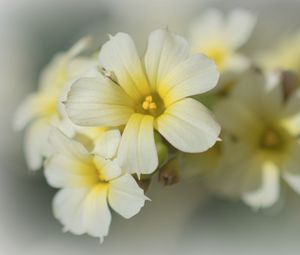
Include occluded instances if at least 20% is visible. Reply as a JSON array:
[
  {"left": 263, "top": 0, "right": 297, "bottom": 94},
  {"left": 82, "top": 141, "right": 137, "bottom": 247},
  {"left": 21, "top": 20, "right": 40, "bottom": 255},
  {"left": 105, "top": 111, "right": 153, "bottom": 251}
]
[{"left": 14, "top": 8, "right": 300, "bottom": 242}]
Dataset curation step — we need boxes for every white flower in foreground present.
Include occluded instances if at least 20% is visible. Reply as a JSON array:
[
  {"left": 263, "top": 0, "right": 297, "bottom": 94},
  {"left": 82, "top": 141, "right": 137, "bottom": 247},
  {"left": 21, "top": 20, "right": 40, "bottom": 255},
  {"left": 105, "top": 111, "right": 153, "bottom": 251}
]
[
  {"left": 189, "top": 9, "right": 256, "bottom": 71},
  {"left": 14, "top": 37, "right": 96, "bottom": 170},
  {"left": 213, "top": 71, "right": 300, "bottom": 209},
  {"left": 66, "top": 28, "right": 221, "bottom": 175},
  {"left": 45, "top": 128, "right": 147, "bottom": 242}
]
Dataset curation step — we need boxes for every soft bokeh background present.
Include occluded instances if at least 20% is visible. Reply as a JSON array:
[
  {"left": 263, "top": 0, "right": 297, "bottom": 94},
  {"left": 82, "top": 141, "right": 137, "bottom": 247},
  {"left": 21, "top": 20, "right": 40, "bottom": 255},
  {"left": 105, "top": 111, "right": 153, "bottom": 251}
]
[{"left": 1, "top": 0, "right": 300, "bottom": 254}]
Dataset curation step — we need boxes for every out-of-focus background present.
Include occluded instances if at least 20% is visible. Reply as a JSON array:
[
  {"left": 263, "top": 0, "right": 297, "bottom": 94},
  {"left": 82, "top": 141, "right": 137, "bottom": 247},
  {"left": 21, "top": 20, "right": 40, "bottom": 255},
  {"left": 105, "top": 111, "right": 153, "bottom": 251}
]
[{"left": 1, "top": 0, "right": 300, "bottom": 254}]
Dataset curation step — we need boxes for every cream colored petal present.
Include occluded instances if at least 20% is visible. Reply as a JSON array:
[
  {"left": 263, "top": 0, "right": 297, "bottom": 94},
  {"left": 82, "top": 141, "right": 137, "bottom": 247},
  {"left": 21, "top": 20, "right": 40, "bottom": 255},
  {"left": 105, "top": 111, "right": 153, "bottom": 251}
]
[
  {"left": 189, "top": 9, "right": 224, "bottom": 52},
  {"left": 99, "top": 33, "right": 150, "bottom": 100},
  {"left": 46, "top": 128, "right": 97, "bottom": 188},
  {"left": 45, "top": 154, "right": 98, "bottom": 188},
  {"left": 93, "top": 129, "right": 121, "bottom": 159},
  {"left": 38, "top": 54, "right": 67, "bottom": 91},
  {"left": 224, "top": 53, "right": 250, "bottom": 72},
  {"left": 14, "top": 92, "right": 56, "bottom": 131},
  {"left": 49, "top": 128, "right": 90, "bottom": 161},
  {"left": 214, "top": 99, "right": 262, "bottom": 138},
  {"left": 226, "top": 9, "right": 256, "bottom": 49},
  {"left": 155, "top": 98, "right": 220, "bottom": 153},
  {"left": 108, "top": 174, "right": 148, "bottom": 219},
  {"left": 93, "top": 156, "right": 122, "bottom": 181},
  {"left": 144, "top": 28, "right": 189, "bottom": 90},
  {"left": 117, "top": 113, "right": 158, "bottom": 175},
  {"left": 209, "top": 141, "right": 263, "bottom": 199},
  {"left": 53, "top": 185, "right": 111, "bottom": 242},
  {"left": 24, "top": 118, "right": 52, "bottom": 171},
  {"left": 67, "top": 57, "right": 98, "bottom": 80},
  {"left": 160, "top": 54, "right": 219, "bottom": 106},
  {"left": 230, "top": 71, "right": 282, "bottom": 120},
  {"left": 242, "top": 161, "right": 279, "bottom": 209},
  {"left": 283, "top": 172, "right": 300, "bottom": 194},
  {"left": 66, "top": 77, "right": 134, "bottom": 127},
  {"left": 66, "top": 36, "right": 92, "bottom": 58}
]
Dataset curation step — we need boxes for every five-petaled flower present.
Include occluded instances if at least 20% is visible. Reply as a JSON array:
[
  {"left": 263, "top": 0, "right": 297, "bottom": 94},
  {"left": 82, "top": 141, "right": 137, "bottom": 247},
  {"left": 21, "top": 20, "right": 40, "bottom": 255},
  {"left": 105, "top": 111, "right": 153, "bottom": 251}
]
[
  {"left": 65, "top": 28, "right": 221, "bottom": 176},
  {"left": 45, "top": 128, "right": 148, "bottom": 242},
  {"left": 212, "top": 70, "right": 300, "bottom": 208},
  {"left": 189, "top": 8, "right": 256, "bottom": 71}
]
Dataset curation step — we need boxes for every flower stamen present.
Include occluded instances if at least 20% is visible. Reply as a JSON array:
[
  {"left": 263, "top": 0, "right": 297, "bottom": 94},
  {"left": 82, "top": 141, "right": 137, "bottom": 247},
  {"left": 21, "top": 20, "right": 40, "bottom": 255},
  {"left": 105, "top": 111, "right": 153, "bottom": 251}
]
[{"left": 142, "top": 96, "right": 157, "bottom": 110}]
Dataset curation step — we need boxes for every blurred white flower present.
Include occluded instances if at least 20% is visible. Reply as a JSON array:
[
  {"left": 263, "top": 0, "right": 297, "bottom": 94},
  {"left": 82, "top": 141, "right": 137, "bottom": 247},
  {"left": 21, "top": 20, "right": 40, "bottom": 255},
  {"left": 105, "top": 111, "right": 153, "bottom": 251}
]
[
  {"left": 45, "top": 128, "right": 147, "bottom": 243},
  {"left": 258, "top": 31, "right": 300, "bottom": 86},
  {"left": 14, "top": 37, "right": 96, "bottom": 170},
  {"left": 189, "top": 9, "right": 256, "bottom": 72},
  {"left": 212, "top": 70, "right": 300, "bottom": 209},
  {"left": 66, "top": 28, "right": 221, "bottom": 176}
]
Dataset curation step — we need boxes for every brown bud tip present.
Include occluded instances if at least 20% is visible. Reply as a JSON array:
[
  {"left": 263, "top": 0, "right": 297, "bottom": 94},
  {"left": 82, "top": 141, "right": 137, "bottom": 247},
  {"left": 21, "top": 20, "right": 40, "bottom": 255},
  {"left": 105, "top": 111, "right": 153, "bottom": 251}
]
[
  {"left": 280, "top": 70, "right": 298, "bottom": 102},
  {"left": 159, "top": 159, "right": 180, "bottom": 186},
  {"left": 135, "top": 177, "right": 152, "bottom": 192}
]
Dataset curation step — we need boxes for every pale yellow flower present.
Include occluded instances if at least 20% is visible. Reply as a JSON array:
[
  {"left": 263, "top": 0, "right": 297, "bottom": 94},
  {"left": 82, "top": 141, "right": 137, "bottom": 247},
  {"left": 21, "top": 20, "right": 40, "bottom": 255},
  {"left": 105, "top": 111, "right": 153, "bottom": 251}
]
[
  {"left": 258, "top": 31, "right": 300, "bottom": 85},
  {"left": 45, "top": 128, "right": 147, "bottom": 242},
  {"left": 189, "top": 9, "right": 256, "bottom": 71},
  {"left": 212, "top": 71, "right": 300, "bottom": 208},
  {"left": 66, "top": 29, "right": 221, "bottom": 175},
  {"left": 14, "top": 38, "right": 96, "bottom": 170}
]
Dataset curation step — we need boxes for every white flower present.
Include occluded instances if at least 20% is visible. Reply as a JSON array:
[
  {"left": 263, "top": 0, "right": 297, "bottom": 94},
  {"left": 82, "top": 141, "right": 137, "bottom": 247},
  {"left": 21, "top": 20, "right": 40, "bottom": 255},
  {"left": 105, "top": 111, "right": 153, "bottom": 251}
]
[
  {"left": 14, "top": 37, "right": 96, "bottom": 170},
  {"left": 65, "top": 28, "right": 221, "bottom": 176},
  {"left": 45, "top": 128, "right": 147, "bottom": 243},
  {"left": 258, "top": 30, "right": 300, "bottom": 86},
  {"left": 189, "top": 9, "right": 256, "bottom": 71},
  {"left": 212, "top": 70, "right": 300, "bottom": 209}
]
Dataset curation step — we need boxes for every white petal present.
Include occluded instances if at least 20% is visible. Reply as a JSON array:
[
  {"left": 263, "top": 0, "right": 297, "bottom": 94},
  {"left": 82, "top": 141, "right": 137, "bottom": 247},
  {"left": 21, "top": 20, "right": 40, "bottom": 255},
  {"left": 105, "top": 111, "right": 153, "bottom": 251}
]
[
  {"left": 189, "top": 9, "right": 224, "bottom": 52},
  {"left": 38, "top": 54, "right": 66, "bottom": 91},
  {"left": 66, "top": 77, "right": 134, "bottom": 126},
  {"left": 242, "top": 162, "right": 279, "bottom": 209},
  {"left": 99, "top": 33, "right": 150, "bottom": 100},
  {"left": 117, "top": 113, "right": 158, "bottom": 175},
  {"left": 67, "top": 57, "right": 98, "bottom": 80},
  {"left": 93, "top": 129, "right": 121, "bottom": 159},
  {"left": 93, "top": 156, "right": 122, "bottom": 181},
  {"left": 144, "top": 28, "right": 189, "bottom": 91},
  {"left": 49, "top": 128, "right": 90, "bottom": 160},
  {"left": 283, "top": 172, "right": 300, "bottom": 194},
  {"left": 155, "top": 98, "right": 220, "bottom": 153},
  {"left": 214, "top": 100, "right": 262, "bottom": 138},
  {"left": 230, "top": 71, "right": 283, "bottom": 120},
  {"left": 160, "top": 54, "right": 219, "bottom": 105},
  {"left": 224, "top": 53, "right": 250, "bottom": 71},
  {"left": 209, "top": 141, "right": 263, "bottom": 198},
  {"left": 46, "top": 128, "right": 97, "bottom": 188},
  {"left": 45, "top": 154, "right": 97, "bottom": 189},
  {"left": 24, "top": 119, "right": 52, "bottom": 170},
  {"left": 108, "top": 174, "right": 147, "bottom": 219},
  {"left": 66, "top": 36, "right": 92, "bottom": 58},
  {"left": 53, "top": 185, "right": 111, "bottom": 242},
  {"left": 14, "top": 93, "right": 56, "bottom": 131},
  {"left": 226, "top": 9, "right": 256, "bottom": 49}
]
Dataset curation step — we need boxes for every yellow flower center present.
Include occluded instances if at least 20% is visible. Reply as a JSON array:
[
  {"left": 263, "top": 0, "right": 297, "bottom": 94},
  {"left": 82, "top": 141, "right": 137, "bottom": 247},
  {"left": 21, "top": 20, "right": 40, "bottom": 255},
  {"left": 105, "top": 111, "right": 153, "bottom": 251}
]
[
  {"left": 142, "top": 95, "right": 157, "bottom": 110},
  {"left": 136, "top": 93, "right": 165, "bottom": 117},
  {"left": 260, "top": 128, "right": 284, "bottom": 151}
]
